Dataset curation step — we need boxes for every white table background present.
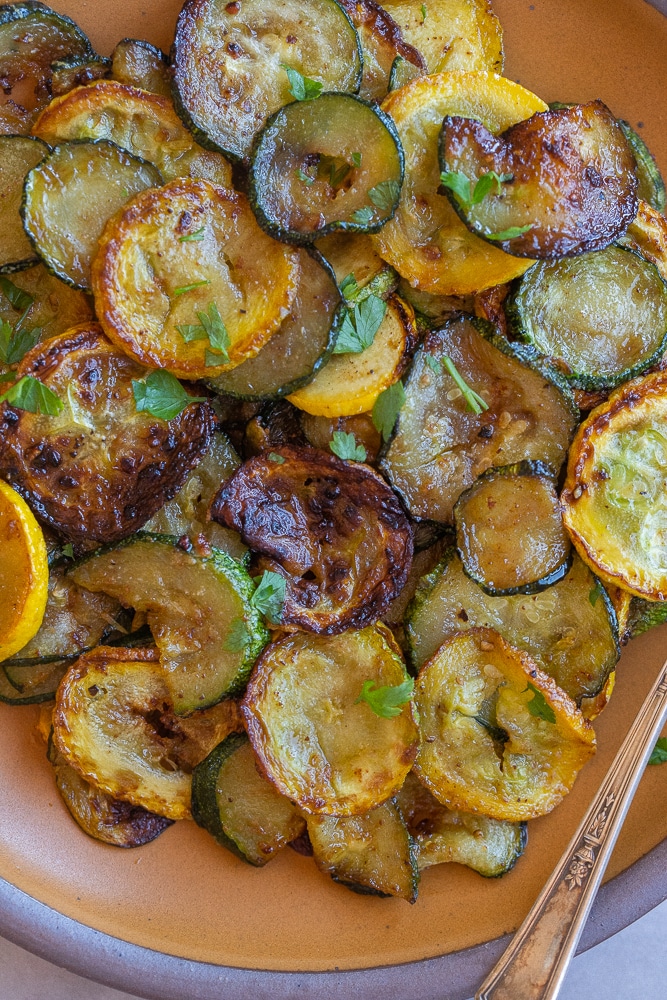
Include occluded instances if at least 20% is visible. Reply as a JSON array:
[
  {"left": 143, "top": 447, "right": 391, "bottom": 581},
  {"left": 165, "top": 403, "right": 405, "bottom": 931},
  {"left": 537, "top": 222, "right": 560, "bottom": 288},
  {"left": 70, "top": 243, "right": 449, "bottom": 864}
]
[{"left": 0, "top": 898, "right": 664, "bottom": 999}]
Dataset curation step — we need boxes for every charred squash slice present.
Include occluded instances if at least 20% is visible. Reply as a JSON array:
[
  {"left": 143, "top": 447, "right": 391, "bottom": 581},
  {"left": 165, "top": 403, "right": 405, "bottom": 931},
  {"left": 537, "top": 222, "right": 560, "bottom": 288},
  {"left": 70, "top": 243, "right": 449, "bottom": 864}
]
[
  {"left": 53, "top": 646, "right": 244, "bottom": 820},
  {"left": 210, "top": 446, "right": 413, "bottom": 634},
  {"left": 439, "top": 102, "right": 638, "bottom": 258},
  {"left": 380, "top": 0, "right": 504, "bottom": 74},
  {"left": 172, "top": 0, "right": 362, "bottom": 164},
  {"left": 336, "top": 0, "right": 425, "bottom": 101},
  {"left": 0, "top": 324, "right": 215, "bottom": 543},
  {"left": 380, "top": 316, "right": 577, "bottom": 524},
  {"left": 242, "top": 624, "right": 419, "bottom": 815},
  {"left": 192, "top": 731, "right": 305, "bottom": 866},
  {"left": 68, "top": 534, "right": 269, "bottom": 715},
  {"left": 372, "top": 72, "right": 545, "bottom": 295},
  {"left": 562, "top": 370, "right": 667, "bottom": 600},
  {"left": 31, "top": 81, "right": 232, "bottom": 188},
  {"left": 110, "top": 38, "right": 171, "bottom": 97},
  {"left": 413, "top": 628, "right": 596, "bottom": 821},
  {"left": 0, "top": 135, "right": 49, "bottom": 272},
  {"left": 92, "top": 179, "right": 301, "bottom": 380}
]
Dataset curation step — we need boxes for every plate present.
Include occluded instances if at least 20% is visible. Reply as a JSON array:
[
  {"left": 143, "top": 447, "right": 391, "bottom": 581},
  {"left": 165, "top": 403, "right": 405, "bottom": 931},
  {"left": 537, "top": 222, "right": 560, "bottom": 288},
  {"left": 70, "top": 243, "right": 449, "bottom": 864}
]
[{"left": 1, "top": 2, "right": 666, "bottom": 998}]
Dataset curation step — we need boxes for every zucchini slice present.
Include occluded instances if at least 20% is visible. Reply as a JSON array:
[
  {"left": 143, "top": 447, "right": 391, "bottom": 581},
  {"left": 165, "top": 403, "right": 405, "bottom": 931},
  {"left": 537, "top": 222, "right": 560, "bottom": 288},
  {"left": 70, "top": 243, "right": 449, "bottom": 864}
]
[
  {"left": 406, "top": 549, "right": 619, "bottom": 703},
  {"left": 92, "top": 178, "right": 300, "bottom": 380},
  {"left": 561, "top": 370, "right": 667, "bottom": 600},
  {"left": 388, "top": 54, "right": 425, "bottom": 91},
  {"left": 50, "top": 55, "right": 110, "bottom": 97},
  {"left": 211, "top": 446, "right": 413, "bottom": 634},
  {"left": 192, "top": 732, "right": 305, "bottom": 866},
  {"left": 336, "top": 0, "right": 425, "bottom": 101},
  {"left": 372, "top": 72, "right": 545, "bottom": 295},
  {"left": 172, "top": 0, "right": 362, "bottom": 164},
  {"left": 287, "top": 294, "right": 414, "bottom": 417},
  {"left": 300, "top": 412, "right": 382, "bottom": 464},
  {"left": 22, "top": 139, "right": 163, "bottom": 290},
  {"left": 0, "top": 324, "right": 216, "bottom": 544},
  {"left": 32, "top": 81, "right": 232, "bottom": 188},
  {"left": 242, "top": 625, "right": 419, "bottom": 815},
  {"left": 110, "top": 39, "right": 171, "bottom": 97},
  {"left": 0, "top": 135, "right": 49, "bottom": 273},
  {"left": 314, "top": 232, "right": 398, "bottom": 304},
  {"left": 206, "top": 250, "right": 342, "bottom": 400},
  {"left": 249, "top": 93, "right": 404, "bottom": 243},
  {"left": 380, "top": 316, "right": 578, "bottom": 524},
  {"left": 622, "top": 200, "right": 667, "bottom": 284},
  {"left": 306, "top": 799, "right": 419, "bottom": 901},
  {"left": 53, "top": 646, "right": 244, "bottom": 820},
  {"left": 507, "top": 245, "right": 667, "bottom": 390},
  {"left": 68, "top": 534, "right": 268, "bottom": 715},
  {"left": 454, "top": 462, "right": 571, "bottom": 596},
  {"left": 144, "top": 429, "right": 246, "bottom": 560},
  {"left": 0, "top": 2, "right": 93, "bottom": 132},
  {"left": 0, "top": 659, "right": 66, "bottom": 704},
  {"left": 395, "top": 771, "right": 526, "bottom": 877},
  {"left": 380, "top": 0, "right": 504, "bottom": 74},
  {"left": 618, "top": 120, "right": 666, "bottom": 214},
  {"left": 625, "top": 597, "right": 667, "bottom": 640},
  {"left": 413, "top": 628, "right": 596, "bottom": 821},
  {"left": 439, "top": 102, "right": 638, "bottom": 258}
]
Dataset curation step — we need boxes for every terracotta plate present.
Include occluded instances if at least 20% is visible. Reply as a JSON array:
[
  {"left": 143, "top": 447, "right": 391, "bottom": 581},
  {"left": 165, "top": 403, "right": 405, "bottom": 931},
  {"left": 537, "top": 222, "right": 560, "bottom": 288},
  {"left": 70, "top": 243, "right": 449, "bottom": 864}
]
[{"left": 1, "top": 1, "right": 666, "bottom": 998}]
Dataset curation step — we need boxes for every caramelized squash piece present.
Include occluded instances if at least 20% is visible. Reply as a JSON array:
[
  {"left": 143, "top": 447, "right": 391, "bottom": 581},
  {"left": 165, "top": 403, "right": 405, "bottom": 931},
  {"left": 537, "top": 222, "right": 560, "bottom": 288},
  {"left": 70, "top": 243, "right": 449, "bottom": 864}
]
[
  {"left": 92, "top": 179, "right": 300, "bottom": 379},
  {"left": 111, "top": 38, "right": 171, "bottom": 97},
  {"left": 336, "top": 0, "right": 425, "bottom": 101},
  {"left": 211, "top": 446, "right": 413, "bottom": 633},
  {"left": 0, "top": 324, "right": 215, "bottom": 543},
  {"left": 413, "top": 628, "right": 596, "bottom": 821},
  {"left": 440, "top": 102, "right": 638, "bottom": 257},
  {"left": 380, "top": 0, "right": 503, "bottom": 74}
]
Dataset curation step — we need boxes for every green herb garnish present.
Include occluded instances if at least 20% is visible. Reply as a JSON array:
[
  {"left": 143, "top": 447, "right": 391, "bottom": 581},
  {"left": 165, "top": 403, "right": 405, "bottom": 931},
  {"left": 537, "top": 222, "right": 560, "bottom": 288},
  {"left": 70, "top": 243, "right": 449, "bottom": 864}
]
[
  {"left": 251, "top": 570, "right": 286, "bottom": 624},
  {"left": 0, "top": 375, "right": 63, "bottom": 415},
  {"left": 296, "top": 167, "right": 315, "bottom": 186},
  {"left": 333, "top": 293, "right": 386, "bottom": 355},
  {"left": 178, "top": 226, "right": 206, "bottom": 243},
  {"left": 442, "top": 356, "right": 489, "bottom": 415},
  {"left": 424, "top": 354, "right": 441, "bottom": 374},
  {"left": 648, "top": 737, "right": 667, "bottom": 765},
  {"left": 132, "top": 370, "right": 206, "bottom": 421},
  {"left": 173, "top": 279, "right": 211, "bottom": 296},
  {"left": 62, "top": 543, "right": 74, "bottom": 559},
  {"left": 339, "top": 272, "right": 361, "bottom": 302},
  {"left": 421, "top": 3, "right": 427, "bottom": 20},
  {"left": 223, "top": 617, "right": 251, "bottom": 652},
  {"left": 372, "top": 380, "right": 406, "bottom": 442},
  {"left": 525, "top": 683, "right": 556, "bottom": 724},
  {"left": 176, "top": 303, "right": 230, "bottom": 365},
  {"left": 0, "top": 276, "right": 34, "bottom": 320},
  {"left": 330, "top": 431, "right": 366, "bottom": 462},
  {"left": 283, "top": 65, "right": 322, "bottom": 101},
  {"left": 351, "top": 206, "right": 374, "bottom": 225},
  {"left": 0, "top": 320, "right": 41, "bottom": 366},
  {"left": 440, "top": 169, "right": 512, "bottom": 212},
  {"left": 355, "top": 676, "right": 414, "bottom": 719},
  {"left": 485, "top": 225, "right": 533, "bottom": 241},
  {"left": 368, "top": 179, "right": 400, "bottom": 211},
  {"left": 268, "top": 452, "right": 286, "bottom": 464},
  {"left": 351, "top": 152, "right": 362, "bottom": 167},
  {"left": 589, "top": 581, "right": 604, "bottom": 607}
]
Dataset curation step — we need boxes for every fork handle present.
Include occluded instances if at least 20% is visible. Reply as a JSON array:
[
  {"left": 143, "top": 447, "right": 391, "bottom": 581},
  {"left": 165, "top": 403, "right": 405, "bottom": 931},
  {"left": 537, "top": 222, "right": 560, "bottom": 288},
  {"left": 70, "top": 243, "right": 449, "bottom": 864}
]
[{"left": 476, "top": 658, "right": 667, "bottom": 1000}]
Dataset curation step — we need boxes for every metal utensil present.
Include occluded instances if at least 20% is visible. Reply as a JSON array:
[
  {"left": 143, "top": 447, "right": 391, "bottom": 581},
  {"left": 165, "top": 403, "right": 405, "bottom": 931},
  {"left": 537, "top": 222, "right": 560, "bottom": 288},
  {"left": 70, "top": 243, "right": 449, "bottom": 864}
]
[{"left": 476, "top": 656, "right": 667, "bottom": 1000}]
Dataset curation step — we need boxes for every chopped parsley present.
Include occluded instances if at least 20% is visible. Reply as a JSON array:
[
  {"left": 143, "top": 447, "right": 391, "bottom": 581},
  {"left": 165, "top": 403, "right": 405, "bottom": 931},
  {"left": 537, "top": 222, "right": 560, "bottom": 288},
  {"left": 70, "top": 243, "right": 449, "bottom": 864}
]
[
  {"left": 333, "top": 293, "right": 386, "bottom": 355},
  {"left": 368, "top": 179, "right": 400, "bottom": 211},
  {"left": 178, "top": 226, "right": 206, "bottom": 243},
  {"left": 648, "top": 737, "right": 667, "bottom": 765},
  {"left": 251, "top": 570, "right": 286, "bottom": 624},
  {"left": 283, "top": 65, "right": 322, "bottom": 101},
  {"left": 329, "top": 431, "right": 366, "bottom": 462},
  {"left": 0, "top": 375, "right": 62, "bottom": 416},
  {"left": 440, "top": 169, "right": 513, "bottom": 212},
  {"left": 525, "top": 683, "right": 556, "bottom": 724},
  {"left": 355, "top": 676, "right": 414, "bottom": 718},
  {"left": 132, "top": 370, "right": 206, "bottom": 421},
  {"left": 486, "top": 225, "right": 533, "bottom": 241},
  {"left": 176, "top": 303, "right": 230, "bottom": 366},
  {"left": 372, "top": 380, "right": 406, "bottom": 442},
  {"left": 442, "top": 356, "right": 489, "bottom": 415},
  {"left": 173, "top": 279, "right": 211, "bottom": 296}
]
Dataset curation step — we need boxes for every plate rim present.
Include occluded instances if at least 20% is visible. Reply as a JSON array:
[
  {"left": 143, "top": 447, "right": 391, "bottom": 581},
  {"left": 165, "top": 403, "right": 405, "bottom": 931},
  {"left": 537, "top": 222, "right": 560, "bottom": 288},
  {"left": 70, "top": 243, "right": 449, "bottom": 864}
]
[{"left": 0, "top": 837, "right": 665, "bottom": 1000}]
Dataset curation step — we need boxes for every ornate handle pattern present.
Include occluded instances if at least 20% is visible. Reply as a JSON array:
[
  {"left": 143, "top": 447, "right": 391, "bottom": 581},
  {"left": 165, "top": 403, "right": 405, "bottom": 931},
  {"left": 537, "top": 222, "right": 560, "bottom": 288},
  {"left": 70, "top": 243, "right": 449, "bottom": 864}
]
[{"left": 476, "top": 659, "right": 667, "bottom": 1000}]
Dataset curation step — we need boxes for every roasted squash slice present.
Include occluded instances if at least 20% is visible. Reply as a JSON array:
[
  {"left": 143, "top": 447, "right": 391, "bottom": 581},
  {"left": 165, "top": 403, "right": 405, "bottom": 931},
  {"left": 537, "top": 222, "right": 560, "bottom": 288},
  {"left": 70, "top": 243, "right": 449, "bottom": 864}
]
[
  {"left": 336, "top": 0, "right": 425, "bottom": 102},
  {"left": 622, "top": 199, "right": 667, "bottom": 284},
  {"left": 242, "top": 625, "right": 419, "bottom": 815},
  {"left": 380, "top": 0, "right": 504, "bottom": 74},
  {"left": 372, "top": 72, "right": 545, "bottom": 295},
  {"left": 32, "top": 80, "right": 232, "bottom": 187},
  {"left": 110, "top": 39, "right": 171, "bottom": 97},
  {"left": 210, "top": 446, "right": 413, "bottom": 634},
  {"left": 562, "top": 370, "right": 667, "bottom": 600},
  {"left": 92, "top": 178, "right": 300, "bottom": 380},
  {"left": 0, "top": 324, "right": 215, "bottom": 543},
  {"left": 0, "top": 135, "right": 49, "bottom": 272},
  {"left": 53, "top": 646, "right": 243, "bottom": 820},
  {"left": 0, "top": 479, "right": 48, "bottom": 660},
  {"left": 413, "top": 628, "right": 596, "bottom": 821}
]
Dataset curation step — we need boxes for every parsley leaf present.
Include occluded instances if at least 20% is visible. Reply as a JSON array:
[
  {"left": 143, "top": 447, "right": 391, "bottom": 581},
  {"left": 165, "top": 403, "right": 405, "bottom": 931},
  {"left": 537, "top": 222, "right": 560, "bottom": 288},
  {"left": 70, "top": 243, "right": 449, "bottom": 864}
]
[
  {"left": 471, "top": 170, "right": 513, "bottom": 204},
  {"left": 0, "top": 276, "right": 33, "bottom": 319},
  {"left": 442, "top": 356, "right": 489, "bottom": 415},
  {"left": 177, "top": 303, "right": 230, "bottom": 365},
  {"left": 296, "top": 167, "right": 315, "bottom": 186},
  {"left": 251, "top": 570, "right": 286, "bottom": 624},
  {"left": 351, "top": 206, "right": 374, "bottom": 225},
  {"left": 319, "top": 156, "right": 351, "bottom": 188},
  {"left": 62, "top": 542, "right": 74, "bottom": 559},
  {"left": 351, "top": 152, "right": 362, "bottom": 167},
  {"left": 0, "top": 375, "right": 63, "bottom": 415},
  {"left": 440, "top": 170, "right": 512, "bottom": 212},
  {"left": 283, "top": 65, "right": 322, "bottom": 101},
  {"left": 178, "top": 226, "right": 205, "bottom": 243},
  {"left": 648, "top": 737, "right": 667, "bottom": 765},
  {"left": 421, "top": 3, "right": 427, "bottom": 20},
  {"left": 268, "top": 451, "right": 286, "bottom": 463},
  {"left": 589, "top": 581, "right": 604, "bottom": 607},
  {"left": 223, "top": 617, "right": 251, "bottom": 653},
  {"left": 132, "top": 370, "right": 206, "bottom": 421},
  {"left": 333, "top": 294, "right": 386, "bottom": 355},
  {"left": 525, "top": 682, "right": 556, "bottom": 724},
  {"left": 355, "top": 676, "right": 414, "bottom": 719},
  {"left": 485, "top": 225, "right": 532, "bottom": 241},
  {"left": 0, "top": 319, "right": 41, "bottom": 366},
  {"left": 368, "top": 179, "right": 400, "bottom": 211},
  {"left": 372, "top": 380, "right": 406, "bottom": 442},
  {"left": 340, "top": 272, "right": 361, "bottom": 302},
  {"left": 173, "top": 279, "right": 211, "bottom": 296},
  {"left": 424, "top": 354, "right": 441, "bottom": 374},
  {"left": 330, "top": 431, "right": 366, "bottom": 462}
]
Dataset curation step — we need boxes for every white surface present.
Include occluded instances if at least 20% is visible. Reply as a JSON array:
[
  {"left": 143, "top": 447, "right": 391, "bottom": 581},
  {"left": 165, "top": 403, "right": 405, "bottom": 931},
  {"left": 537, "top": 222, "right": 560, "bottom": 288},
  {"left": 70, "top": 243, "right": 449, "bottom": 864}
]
[{"left": 0, "top": 899, "right": 665, "bottom": 1000}]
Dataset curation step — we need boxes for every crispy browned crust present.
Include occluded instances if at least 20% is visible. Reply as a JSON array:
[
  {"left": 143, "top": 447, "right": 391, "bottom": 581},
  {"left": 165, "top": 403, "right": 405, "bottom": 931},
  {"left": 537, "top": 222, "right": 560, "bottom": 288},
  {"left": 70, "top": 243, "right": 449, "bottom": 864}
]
[
  {"left": 337, "top": 0, "right": 426, "bottom": 68},
  {"left": 0, "top": 324, "right": 215, "bottom": 543},
  {"left": 442, "top": 101, "right": 638, "bottom": 258},
  {"left": 210, "top": 445, "right": 413, "bottom": 633}
]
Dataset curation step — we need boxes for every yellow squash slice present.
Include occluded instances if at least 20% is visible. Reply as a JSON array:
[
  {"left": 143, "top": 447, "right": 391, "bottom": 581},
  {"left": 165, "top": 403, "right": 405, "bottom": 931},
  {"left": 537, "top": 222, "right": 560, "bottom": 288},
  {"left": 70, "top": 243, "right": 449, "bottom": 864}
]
[
  {"left": 623, "top": 199, "right": 667, "bottom": 283},
  {"left": 562, "top": 370, "right": 667, "bottom": 600},
  {"left": 413, "top": 628, "right": 596, "bottom": 821},
  {"left": 92, "top": 178, "right": 300, "bottom": 379},
  {"left": 32, "top": 80, "right": 232, "bottom": 187},
  {"left": 372, "top": 72, "right": 546, "bottom": 295},
  {"left": 287, "top": 295, "right": 414, "bottom": 416},
  {"left": 380, "top": 0, "right": 504, "bottom": 74},
  {"left": 0, "top": 480, "right": 48, "bottom": 660}
]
